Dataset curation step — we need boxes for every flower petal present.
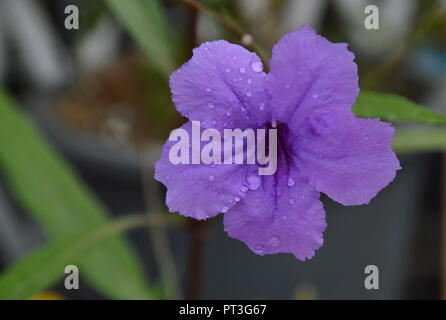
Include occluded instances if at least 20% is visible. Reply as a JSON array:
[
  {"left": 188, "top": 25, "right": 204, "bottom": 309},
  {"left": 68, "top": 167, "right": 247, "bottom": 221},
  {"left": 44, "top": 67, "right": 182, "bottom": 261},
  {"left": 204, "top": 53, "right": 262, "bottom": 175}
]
[
  {"left": 267, "top": 25, "right": 359, "bottom": 127},
  {"left": 224, "top": 155, "right": 326, "bottom": 260},
  {"left": 170, "top": 40, "right": 270, "bottom": 130},
  {"left": 294, "top": 108, "right": 400, "bottom": 206},
  {"left": 154, "top": 122, "right": 256, "bottom": 220}
]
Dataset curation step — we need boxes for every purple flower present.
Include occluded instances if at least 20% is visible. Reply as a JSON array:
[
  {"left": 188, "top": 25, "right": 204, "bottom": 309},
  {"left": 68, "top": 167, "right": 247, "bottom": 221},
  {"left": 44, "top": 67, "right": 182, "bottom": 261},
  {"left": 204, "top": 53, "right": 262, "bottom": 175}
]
[{"left": 155, "top": 25, "right": 400, "bottom": 260}]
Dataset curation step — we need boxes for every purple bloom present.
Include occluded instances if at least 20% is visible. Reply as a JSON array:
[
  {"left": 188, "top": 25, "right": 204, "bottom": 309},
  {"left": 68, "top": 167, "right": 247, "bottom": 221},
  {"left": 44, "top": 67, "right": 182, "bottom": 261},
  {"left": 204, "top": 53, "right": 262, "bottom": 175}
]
[{"left": 155, "top": 25, "right": 400, "bottom": 260}]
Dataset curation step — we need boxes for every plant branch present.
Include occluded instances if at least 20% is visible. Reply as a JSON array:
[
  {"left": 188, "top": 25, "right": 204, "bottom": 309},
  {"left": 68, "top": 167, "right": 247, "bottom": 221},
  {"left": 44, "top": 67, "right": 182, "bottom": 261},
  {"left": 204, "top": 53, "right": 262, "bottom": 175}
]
[{"left": 182, "top": 0, "right": 270, "bottom": 69}]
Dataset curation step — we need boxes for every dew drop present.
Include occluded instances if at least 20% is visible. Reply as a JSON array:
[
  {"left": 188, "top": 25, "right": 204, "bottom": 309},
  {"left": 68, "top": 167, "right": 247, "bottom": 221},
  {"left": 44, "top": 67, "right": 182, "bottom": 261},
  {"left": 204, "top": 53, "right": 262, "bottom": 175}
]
[
  {"left": 313, "top": 94, "right": 319, "bottom": 99},
  {"left": 285, "top": 84, "right": 290, "bottom": 89},
  {"left": 247, "top": 78, "right": 252, "bottom": 84},
  {"left": 251, "top": 61, "right": 263, "bottom": 73},
  {"left": 166, "top": 175, "right": 171, "bottom": 180},
  {"left": 287, "top": 177, "right": 295, "bottom": 187},
  {"left": 212, "top": 120, "right": 216, "bottom": 125},
  {"left": 208, "top": 175, "right": 215, "bottom": 181},
  {"left": 246, "top": 91, "right": 253, "bottom": 97},
  {"left": 289, "top": 198, "right": 295, "bottom": 205},
  {"left": 240, "top": 185, "right": 249, "bottom": 193},
  {"left": 206, "top": 88, "right": 212, "bottom": 92},
  {"left": 247, "top": 175, "right": 261, "bottom": 190},
  {"left": 259, "top": 103, "right": 265, "bottom": 110},
  {"left": 254, "top": 244, "right": 264, "bottom": 252},
  {"left": 239, "top": 67, "right": 246, "bottom": 74},
  {"left": 208, "top": 102, "right": 215, "bottom": 109},
  {"left": 226, "top": 109, "right": 232, "bottom": 116},
  {"left": 222, "top": 206, "right": 229, "bottom": 213},
  {"left": 226, "top": 68, "right": 231, "bottom": 73},
  {"left": 269, "top": 236, "right": 280, "bottom": 247},
  {"left": 235, "top": 196, "right": 241, "bottom": 202}
]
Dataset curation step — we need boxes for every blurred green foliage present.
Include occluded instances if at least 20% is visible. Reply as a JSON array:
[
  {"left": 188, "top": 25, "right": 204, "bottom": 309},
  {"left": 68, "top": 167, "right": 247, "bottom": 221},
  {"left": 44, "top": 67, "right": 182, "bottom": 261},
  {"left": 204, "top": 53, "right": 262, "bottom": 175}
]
[
  {"left": 0, "top": 88, "right": 154, "bottom": 299},
  {"left": 353, "top": 91, "right": 446, "bottom": 125},
  {"left": 105, "top": 0, "right": 176, "bottom": 78}
]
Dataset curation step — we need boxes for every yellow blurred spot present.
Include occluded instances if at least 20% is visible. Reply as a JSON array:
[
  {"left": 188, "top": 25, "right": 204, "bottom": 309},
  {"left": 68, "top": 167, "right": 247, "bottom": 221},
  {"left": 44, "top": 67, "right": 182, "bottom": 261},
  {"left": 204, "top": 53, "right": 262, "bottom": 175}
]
[
  {"left": 29, "top": 292, "right": 64, "bottom": 300},
  {"left": 293, "top": 283, "right": 318, "bottom": 300}
]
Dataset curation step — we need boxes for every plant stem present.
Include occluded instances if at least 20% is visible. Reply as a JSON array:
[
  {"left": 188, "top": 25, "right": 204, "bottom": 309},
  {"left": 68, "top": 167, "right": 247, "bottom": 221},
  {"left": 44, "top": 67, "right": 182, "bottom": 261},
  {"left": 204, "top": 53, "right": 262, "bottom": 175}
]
[
  {"left": 183, "top": 3, "right": 211, "bottom": 300},
  {"left": 140, "top": 154, "right": 182, "bottom": 299},
  {"left": 187, "top": 219, "right": 210, "bottom": 299},
  {"left": 182, "top": 0, "right": 270, "bottom": 69}
]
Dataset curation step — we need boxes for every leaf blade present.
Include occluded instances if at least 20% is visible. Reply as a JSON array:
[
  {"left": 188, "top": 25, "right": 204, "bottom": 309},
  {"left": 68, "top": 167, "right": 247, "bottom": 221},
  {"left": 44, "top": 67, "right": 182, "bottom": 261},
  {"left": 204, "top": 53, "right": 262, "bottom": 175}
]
[
  {"left": 105, "top": 0, "right": 176, "bottom": 77},
  {"left": 352, "top": 91, "right": 446, "bottom": 125},
  {"left": 0, "top": 216, "right": 156, "bottom": 300}
]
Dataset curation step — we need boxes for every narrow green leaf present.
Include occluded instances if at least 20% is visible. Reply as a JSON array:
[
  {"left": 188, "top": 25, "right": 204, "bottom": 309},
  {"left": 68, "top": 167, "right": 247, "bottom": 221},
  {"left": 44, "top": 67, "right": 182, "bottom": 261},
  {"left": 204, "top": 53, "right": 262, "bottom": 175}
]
[
  {"left": 352, "top": 91, "right": 446, "bottom": 125},
  {"left": 0, "top": 215, "right": 157, "bottom": 300},
  {"left": 105, "top": 0, "right": 176, "bottom": 77},
  {"left": 393, "top": 128, "right": 446, "bottom": 153},
  {"left": 0, "top": 88, "right": 152, "bottom": 299}
]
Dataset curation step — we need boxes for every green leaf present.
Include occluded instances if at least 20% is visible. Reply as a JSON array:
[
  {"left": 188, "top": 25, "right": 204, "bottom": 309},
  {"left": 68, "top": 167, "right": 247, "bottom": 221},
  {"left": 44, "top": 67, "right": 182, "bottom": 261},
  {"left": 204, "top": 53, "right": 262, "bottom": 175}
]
[
  {"left": 0, "top": 215, "right": 157, "bottom": 300},
  {"left": 352, "top": 91, "right": 446, "bottom": 125},
  {"left": 105, "top": 0, "right": 176, "bottom": 77},
  {"left": 0, "top": 88, "right": 152, "bottom": 299}
]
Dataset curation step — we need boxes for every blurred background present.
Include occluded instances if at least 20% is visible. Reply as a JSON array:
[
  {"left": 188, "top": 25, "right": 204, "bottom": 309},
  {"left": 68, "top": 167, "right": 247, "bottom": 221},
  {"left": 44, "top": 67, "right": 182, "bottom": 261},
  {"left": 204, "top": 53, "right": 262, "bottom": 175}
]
[{"left": 0, "top": 0, "right": 445, "bottom": 300}]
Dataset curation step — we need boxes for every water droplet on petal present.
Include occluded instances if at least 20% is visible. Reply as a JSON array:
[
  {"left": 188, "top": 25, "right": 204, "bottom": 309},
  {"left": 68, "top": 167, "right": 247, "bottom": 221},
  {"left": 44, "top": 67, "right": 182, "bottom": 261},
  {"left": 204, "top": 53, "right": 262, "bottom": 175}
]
[
  {"left": 222, "top": 206, "right": 229, "bottom": 213},
  {"left": 287, "top": 177, "right": 295, "bottom": 187},
  {"left": 313, "top": 94, "right": 319, "bottom": 99},
  {"left": 235, "top": 196, "right": 241, "bottom": 202},
  {"left": 269, "top": 236, "right": 280, "bottom": 247},
  {"left": 239, "top": 67, "right": 246, "bottom": 74},
  {"left": 208, "top": 102, "right": 215, "bottom": 109},
  {"left": 285, "top": 84, "right": 290, "bottom": 89},
  {"left": 254, "top": 244, "right": 264, "bottom": 252},
  {"left": 226, "top": 68, "right": 231, "bottom": 73},
  {"left": 251, "top": 61, "right": 263, "bottom": 73},
  {"left": 259, "top": 103, "right": 265, "bottom": 110},
  {"left": 289, "top": 198, "right": 295, "bottom": 205},
  {"left": 206, "top": 88, "right": 212, "bottom": 92},
  {"left": 247, "top": 175, "right": 261, "bottom": 190},
  {"left": 240, "top": 185, "right": 249, "bottom": 193},
  {"left": 247, "top": 78, "right": 252, "bottom": 84},
  {"left": 166, "top": 175, "right": 171, "bottom": 180},
  {"left": 208, "top": 175, "right": 215, "bottom": 181},
  {"left": 246, "top": 91, "right": 253, "bottom": 97}
]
